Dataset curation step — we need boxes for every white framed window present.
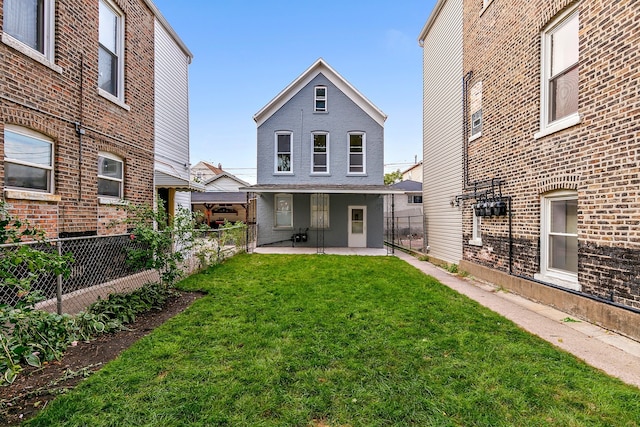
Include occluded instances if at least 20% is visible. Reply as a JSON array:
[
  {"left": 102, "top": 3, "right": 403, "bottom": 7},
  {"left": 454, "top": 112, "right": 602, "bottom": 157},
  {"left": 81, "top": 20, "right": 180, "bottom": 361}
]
[
  {"left": 535, "top": 6, "right": 580, "bottom": 139},
  {"left": 407, "top": 195, "right": 423, "bottom": 204},
  {"left": 314, "top": 86, "right": 327, "bottom": 112},
  {"left": 97, "top": 152, "right": 123, "bottom": 198},
  {"left": 274, "top": 132, "right": 293, "bottom": 173},
  {"left": 535, "top": 190, "right": 579, "bottom": 290},
  {"left": 274, "top": 194, "right": 293, "bottom": 228},
  {"left": 469, "top": 209, "right": 482, "bottom": 246},
  {"left": 348, "top": 132, "right": 366, "bottom": 174},
  {"left": 3, "top": 0, "right": 55, "bottom": 62},
  {"left": 98, "top": 0, "right": 125, "bottom": 101},
  {"left": 311, "top": 132, "right": 329, "bottom": 174},
  {"left": 311, "top": 194, "right": 329, "bottom": 229},
  {"left": 3, "top": 125, "right": 54, "bottom": 193}
]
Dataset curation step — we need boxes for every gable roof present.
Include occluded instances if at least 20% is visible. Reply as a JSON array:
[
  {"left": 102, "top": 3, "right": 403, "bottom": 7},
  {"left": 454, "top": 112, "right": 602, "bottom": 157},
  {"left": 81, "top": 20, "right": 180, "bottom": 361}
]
[
  {"left": 253, "top": 58, "right": 387, "bottom": 127},
  {"left": 203, "top": 172, "right": 249, "bottom": 187}
]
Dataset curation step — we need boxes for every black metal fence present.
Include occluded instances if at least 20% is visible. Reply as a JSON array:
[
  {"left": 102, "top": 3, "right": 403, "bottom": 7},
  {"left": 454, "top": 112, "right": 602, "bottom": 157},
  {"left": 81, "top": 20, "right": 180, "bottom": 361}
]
[{"left": 385, "top": 215, "right": 426, "bottom": 253}]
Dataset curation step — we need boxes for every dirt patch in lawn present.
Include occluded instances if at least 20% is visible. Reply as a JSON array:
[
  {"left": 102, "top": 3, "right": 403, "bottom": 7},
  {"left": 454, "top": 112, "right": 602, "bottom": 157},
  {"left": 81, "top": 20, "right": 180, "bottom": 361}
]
[{"left": 0, "top": 291, "right": 204, "bottom": 426}]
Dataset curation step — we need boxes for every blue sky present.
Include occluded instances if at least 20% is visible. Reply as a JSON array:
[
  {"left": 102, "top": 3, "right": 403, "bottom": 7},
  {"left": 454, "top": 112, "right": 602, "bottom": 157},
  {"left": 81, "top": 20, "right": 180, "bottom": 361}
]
[{"left": 152, "top": 1, "right": 437, "bottom": 183}]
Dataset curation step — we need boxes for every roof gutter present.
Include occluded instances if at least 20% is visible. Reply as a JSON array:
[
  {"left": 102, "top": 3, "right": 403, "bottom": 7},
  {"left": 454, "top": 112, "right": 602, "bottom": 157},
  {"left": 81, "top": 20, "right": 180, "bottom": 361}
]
[{"left": 417, "top": 0, "right": 449, "bottom": 46}]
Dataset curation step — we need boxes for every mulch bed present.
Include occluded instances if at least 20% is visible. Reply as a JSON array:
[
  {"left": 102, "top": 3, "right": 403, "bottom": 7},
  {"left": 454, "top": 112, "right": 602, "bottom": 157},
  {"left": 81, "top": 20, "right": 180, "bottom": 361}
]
[{"left": 0, "top": 291, "right": 204, "bottom": 426}]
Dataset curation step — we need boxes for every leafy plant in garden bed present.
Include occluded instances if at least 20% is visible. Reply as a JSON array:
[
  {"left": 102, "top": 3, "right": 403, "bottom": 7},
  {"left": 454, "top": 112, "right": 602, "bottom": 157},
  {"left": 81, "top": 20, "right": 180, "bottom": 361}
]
[
  {"left": 0, "top": 200, "right": 189, "bottom": 386},
  {"left": 0, "top": 201, "right": 74, "bottom": 385}
]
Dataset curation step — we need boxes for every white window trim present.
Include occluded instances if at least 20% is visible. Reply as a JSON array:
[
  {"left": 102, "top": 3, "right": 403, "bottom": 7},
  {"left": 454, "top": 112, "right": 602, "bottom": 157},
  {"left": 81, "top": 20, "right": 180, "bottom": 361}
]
[
  {"left": 98, "top": 0, "right": 127, "bottom": 106},
  {"left": 347, "top": 132, "right": 366, "bottom": 175},
  {"left": 1, "top": 0, "right": 59, "bottom": 71},
  {"left": 534, "top": 190, "right": 580, "bottom": 291},
  {"left": 274, "top": 131, "right": 293, "bottom": 175},
  {"left": 314, "top": 85, "right": 327, "bottom": 113},
  {"left": 535, "top": 5, "right": 580, "bottom": 139},
  {"left": 469, "top": 210, "right": 482, "bottom": 246},
  {"left": 311, "top": 132, "right": 330, "bottom": 175},
  {"left": 274, "top": 193, "right": 293, "bottom": 229},
  {"left": 310, "top": 194, "right": 330, "bottom": 229},
  {"left": 97, "top": 151, "right": 124, "bottom": 199},
  {"left": 4, "top": 124, "right": 55, "bottom": 194}
]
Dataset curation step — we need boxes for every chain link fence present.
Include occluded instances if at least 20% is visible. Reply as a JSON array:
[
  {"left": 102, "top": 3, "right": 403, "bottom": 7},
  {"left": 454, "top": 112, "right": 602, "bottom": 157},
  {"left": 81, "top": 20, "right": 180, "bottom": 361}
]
[
  {"left": 1, "top": 224, "right": 255, "bottom": 315},
  {"left": 384, "top": 215, "right": 426, "bottom": 253}
]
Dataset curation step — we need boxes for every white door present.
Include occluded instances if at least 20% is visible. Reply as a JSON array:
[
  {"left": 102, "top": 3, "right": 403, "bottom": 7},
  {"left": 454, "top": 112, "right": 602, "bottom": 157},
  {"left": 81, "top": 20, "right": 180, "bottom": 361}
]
[{"left": 348, "top": 206, "right": 367, "bottom": 247}]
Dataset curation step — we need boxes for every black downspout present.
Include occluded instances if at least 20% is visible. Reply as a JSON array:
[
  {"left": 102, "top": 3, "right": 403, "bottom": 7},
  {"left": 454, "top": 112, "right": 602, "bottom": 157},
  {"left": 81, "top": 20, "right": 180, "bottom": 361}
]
[
  {"left": 508, "top": 196, "right": 513, "bottom": 275},
  {"left": 391, "top": 194, "right": 395, "bottom": 254}
]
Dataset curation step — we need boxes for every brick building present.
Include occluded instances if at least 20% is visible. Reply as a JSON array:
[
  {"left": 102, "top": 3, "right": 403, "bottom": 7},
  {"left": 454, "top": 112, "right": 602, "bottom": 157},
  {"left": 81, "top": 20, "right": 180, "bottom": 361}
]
[
  {"left": 1, "top": 0, "right": 169, "bottom": 237},
  {"left": 421, "top": 0, "right": 640, "bottom": 339}
]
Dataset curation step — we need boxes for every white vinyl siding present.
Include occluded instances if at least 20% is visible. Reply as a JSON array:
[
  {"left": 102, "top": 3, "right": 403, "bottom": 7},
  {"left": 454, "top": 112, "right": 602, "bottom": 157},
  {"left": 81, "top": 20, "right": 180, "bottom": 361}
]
[
  {"left": 154, "top": 19, "right": 193, "bottom": 209},
  {"left": 420, "top": 0, "right": 463, "bottom": 264}
]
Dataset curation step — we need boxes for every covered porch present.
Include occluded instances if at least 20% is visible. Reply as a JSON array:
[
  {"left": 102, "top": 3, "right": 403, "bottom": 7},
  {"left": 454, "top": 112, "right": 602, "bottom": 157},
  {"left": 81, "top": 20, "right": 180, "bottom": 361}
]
[{"left": 241, "top": 184, "right": 404, "bottom": 253}]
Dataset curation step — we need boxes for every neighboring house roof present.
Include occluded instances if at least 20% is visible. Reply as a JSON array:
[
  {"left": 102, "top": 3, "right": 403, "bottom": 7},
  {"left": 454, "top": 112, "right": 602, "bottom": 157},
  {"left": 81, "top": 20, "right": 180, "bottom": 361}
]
[
  {"left": 241, "top": 184, "right": 404, "bottom": 195},
  {"left": 203, "top": 172, "right": 250, "bottom": 188},
  {"left": 389, "top": 180, "right": 422, "bottom": 193},
  {"left": 199, "top": 161, "right": 224, "bottom": 175},
  {"left": 191, "top": 192, "right": 247, "bottom": 203},
  {"left": 253, "top": 58, "right": 387, "bottom": 127},
  {"left": 402, "top": 162, "right": 423, "bottom": 176}
]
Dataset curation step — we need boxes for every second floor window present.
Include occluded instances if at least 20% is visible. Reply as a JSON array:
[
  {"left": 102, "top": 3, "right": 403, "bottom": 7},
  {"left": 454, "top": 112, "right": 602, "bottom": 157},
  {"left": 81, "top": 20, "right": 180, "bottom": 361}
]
[
  {"left": 99, "top": 0, "right": 124, "bottom": 99},
  {"left": 4, "top": 125, "right": 54, "bottom": 193},
  {"left": 4, "top": 0, "right": 54, "bottom": 60},
  {"left": 538, "top": 5, "right": 579, "bottom": 137},
  {"left": 98, "top": 152, "right": 123, "bottom": 198},
  {"left": 348, "top": 132, "right": 366, "bottom": 174},
  {"left": 312, "top": 133, "right": 329, "bottom": 173},
  {"left": 275, "top": 132, "right": 292, "bottom": 173},
  {"left": 314, "top": 86, "right": 327, "bottom": 112}
]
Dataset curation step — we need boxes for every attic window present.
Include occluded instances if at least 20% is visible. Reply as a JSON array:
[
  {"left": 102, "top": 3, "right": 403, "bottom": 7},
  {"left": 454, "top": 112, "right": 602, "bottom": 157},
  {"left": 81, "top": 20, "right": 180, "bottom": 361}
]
[{"left": 314, "top": 86, "right": 327, "bottom": 112}]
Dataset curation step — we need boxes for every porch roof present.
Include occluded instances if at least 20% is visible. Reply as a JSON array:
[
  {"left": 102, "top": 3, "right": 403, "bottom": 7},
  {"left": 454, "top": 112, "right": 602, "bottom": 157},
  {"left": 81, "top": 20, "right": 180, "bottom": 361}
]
[
  {"left": 191, "top": 191, "right": 247, "bottom": 203},
  {"left": 239, "top": 184, "right": 405, "bottom": 195},
  {"left": 154, "top": 171, "right": 205, "bottom": 192}
]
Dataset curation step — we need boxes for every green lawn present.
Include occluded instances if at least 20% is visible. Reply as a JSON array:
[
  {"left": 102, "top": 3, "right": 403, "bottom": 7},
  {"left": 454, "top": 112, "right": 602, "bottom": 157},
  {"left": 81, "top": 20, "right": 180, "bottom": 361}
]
[{"left": 25, "top": 254, "right": 640, "bottom": 426}]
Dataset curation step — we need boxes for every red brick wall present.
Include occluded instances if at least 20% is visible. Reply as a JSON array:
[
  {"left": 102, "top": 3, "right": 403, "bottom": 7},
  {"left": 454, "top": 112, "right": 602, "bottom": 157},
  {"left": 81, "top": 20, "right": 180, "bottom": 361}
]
[
  {"left": 0, "top": 0, "right": 155, "bottom": 238},
  {"left": 461, "top": 0, "right": 640, "bottom": 307}
]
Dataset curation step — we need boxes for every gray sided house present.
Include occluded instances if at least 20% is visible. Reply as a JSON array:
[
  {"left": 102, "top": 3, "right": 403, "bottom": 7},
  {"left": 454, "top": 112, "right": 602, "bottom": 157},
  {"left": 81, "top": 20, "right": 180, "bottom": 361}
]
[{"left": 244, "top": 59, "right": 400, "bottom": 250}]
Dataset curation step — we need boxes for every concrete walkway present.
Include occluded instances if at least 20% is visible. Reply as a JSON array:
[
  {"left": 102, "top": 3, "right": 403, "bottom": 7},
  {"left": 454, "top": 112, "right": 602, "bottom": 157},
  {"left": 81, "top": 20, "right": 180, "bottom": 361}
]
[
  {"left": 251, "top": 246, "right": 640, "bottom": 388},
  {"left": 394, "top": 250, "right": 640, "bottom": 389}
]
